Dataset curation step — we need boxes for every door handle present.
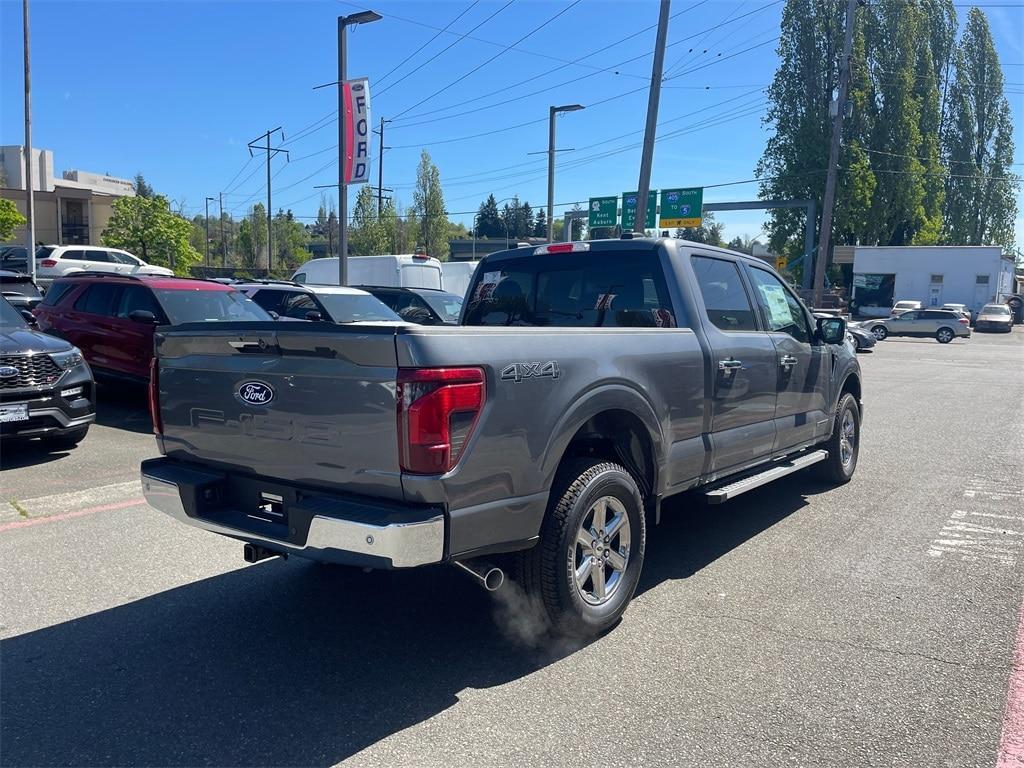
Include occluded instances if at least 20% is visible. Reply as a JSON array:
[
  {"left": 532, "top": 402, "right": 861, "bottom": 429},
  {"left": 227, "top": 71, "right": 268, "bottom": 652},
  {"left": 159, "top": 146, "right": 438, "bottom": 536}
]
[
  {"left": 718, "top": 359, "right": 743, "bottom": 371},
  {"left": 780, "top": 355, "right": 798, "bottom": 368}
]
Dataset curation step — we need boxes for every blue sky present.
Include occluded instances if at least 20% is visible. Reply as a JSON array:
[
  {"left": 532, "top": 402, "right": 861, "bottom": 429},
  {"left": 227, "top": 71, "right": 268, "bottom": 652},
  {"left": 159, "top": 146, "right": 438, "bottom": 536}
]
[{"left": 1, "top": 0, "right": 1022, "bottom": 245}]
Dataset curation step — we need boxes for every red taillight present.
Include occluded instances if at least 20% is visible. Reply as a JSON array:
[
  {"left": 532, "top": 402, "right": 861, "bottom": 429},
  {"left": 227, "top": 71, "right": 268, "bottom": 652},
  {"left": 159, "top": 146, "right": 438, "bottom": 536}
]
[
  {"left": 148, "top": 358, "right": 162, "bottom": 435},
  {"left": 959, "top": 317, "right": 969, "bottom": 324},
  {"left": 397, "top": 367, "right": 485, "bottom": 474},
  {"left": 40, "top": 259, "right": 57, "bottom": 268}
]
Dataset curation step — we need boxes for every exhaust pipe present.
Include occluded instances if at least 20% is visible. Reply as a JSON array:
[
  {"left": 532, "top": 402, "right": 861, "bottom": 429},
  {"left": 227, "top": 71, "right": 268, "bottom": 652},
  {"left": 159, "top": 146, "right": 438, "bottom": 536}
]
[
  {"left": 453, "top": 559, "right": 504, "bottom": 592},
  {"left": 243, "top": 543, "right": 285, "bottom": 563}
]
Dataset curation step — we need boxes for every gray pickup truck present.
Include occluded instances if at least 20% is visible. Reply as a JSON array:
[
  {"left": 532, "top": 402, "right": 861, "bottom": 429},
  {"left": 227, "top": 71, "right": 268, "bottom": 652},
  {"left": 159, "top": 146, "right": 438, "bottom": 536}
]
[{"left": 141, "top": 237, "right": 862, "bottom": 634}]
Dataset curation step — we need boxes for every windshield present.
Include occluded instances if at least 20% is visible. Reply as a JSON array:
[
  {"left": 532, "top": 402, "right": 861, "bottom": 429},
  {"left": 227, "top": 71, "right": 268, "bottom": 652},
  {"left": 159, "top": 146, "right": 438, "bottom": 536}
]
[
  {"left": 982, "top": 304, "right": 1010, "bottom": 315},
  {"left": 315, "top": 293, "right": 402, "bottom": 323},
  {"left": 0, "top": 298, "right": 27, "bottom": 327},
  {"left": 154, "top": 289, "right": 271, "bottom": 324},
  {"left": 418, "top": 292, "right": 463, "bottom": 323}
]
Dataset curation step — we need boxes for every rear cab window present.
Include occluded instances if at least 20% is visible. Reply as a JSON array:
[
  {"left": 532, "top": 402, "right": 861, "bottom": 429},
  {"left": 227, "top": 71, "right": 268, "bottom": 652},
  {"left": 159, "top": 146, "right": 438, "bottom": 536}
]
[{"left": 463, "top": 249, "right": 677, "bottom": 328}]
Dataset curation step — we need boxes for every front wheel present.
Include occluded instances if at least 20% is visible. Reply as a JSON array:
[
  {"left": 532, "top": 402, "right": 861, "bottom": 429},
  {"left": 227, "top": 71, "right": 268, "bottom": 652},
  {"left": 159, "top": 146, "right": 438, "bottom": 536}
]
[
  {"left": 517, "top": 460, "right": 646, "bottom": 636},
  {"left": 936, "top": 327, "right": 955, "bottom": 343},
  {"left": 815, "top": 393, "right": 860, "bottom": 485},
  {"left": 871, "top": 325, "right": 888, "bottom": 341}
]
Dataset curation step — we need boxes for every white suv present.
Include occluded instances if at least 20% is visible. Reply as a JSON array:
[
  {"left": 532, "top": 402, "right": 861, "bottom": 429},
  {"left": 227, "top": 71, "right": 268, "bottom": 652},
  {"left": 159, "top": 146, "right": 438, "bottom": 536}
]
[{"left": 35, "top": 245, "right": 173, "bottom": 289}]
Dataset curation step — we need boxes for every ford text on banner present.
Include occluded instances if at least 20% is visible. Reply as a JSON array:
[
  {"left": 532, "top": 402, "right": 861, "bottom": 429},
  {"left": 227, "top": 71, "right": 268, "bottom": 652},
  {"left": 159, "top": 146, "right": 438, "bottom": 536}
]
[{"left": 343, "top": 78, "right": 371, "bottom": 185}]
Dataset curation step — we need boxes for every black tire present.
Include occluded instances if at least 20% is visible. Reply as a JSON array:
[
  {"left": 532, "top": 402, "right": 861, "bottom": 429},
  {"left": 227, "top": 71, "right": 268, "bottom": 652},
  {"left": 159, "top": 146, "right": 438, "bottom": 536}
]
[
  {"left": 936, "top": 327, "right": 955, "bottom": 343},
  {"left": 45, "top": 425, "right": 89, "bottom": 450},
  {"left": 517, "top": 459, "right": 646, "bottom": 636},
  {"left": 815, "top": 392, "right": 860, "bottom": 485},
  {"left": 871, "top": 325, "right": 888, "bottom": 341},
  {"left": 852, "top": 335, "right": 862, "bottom": 351}
]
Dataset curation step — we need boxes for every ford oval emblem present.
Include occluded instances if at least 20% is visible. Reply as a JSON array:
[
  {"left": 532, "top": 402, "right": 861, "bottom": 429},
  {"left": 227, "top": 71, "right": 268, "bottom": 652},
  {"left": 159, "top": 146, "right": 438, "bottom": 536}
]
[
  {"left": 236, "top": 380, "right": 274, "bottom": 407},
  {"left": 0, "top": 365, "right": 20, "bottom": 379}
]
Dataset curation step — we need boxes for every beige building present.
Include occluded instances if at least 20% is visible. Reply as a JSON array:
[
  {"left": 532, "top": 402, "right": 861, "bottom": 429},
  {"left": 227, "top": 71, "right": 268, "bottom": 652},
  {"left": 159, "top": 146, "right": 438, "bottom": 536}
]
[{"left": 0, "top": 146, "right": 135, "bottom": 246}]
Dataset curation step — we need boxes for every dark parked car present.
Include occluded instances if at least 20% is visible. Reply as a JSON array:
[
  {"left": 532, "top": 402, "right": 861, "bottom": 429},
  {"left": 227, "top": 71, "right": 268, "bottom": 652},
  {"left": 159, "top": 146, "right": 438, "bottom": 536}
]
[
  {"left": 358, "top": 285, "right": 464, "bottom": 325},
  {"left": 0, "top": 271, "right": 43, "bottom": 311},
  {"left": 142, "top": 237, "right": 862, "bottom": 636},
  {"left": 974, "top": 303, "right": 1013, "bottom": 332},
  {"left": 0, "top": 245, "right": 51, "bottom": 276},
  {"left": 0, "top": 297, "right": 95, "bottom": 447},
  {"left": 33, "top": 273, "right": 270, "bottom": 382},
  {"left": 234, "top": 281, "right": 401, "bottom": 323}
]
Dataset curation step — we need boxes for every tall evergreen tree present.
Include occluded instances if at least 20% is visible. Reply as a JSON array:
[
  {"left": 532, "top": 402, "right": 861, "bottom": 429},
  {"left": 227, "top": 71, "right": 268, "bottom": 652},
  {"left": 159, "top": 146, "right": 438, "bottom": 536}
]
[
  {"left": 413, "top": 150, "right": 449, "bottom": 259},
  {"left": 533, "top": 208, "right": 547, "bottom": 238},
  {"left": 942, "top": 8, "right": 1018, "bottom": 247},
  {"left": 476, "top": 194, "right": 502, "bottom": 237},
  {"left": 517, "top": 201, "right": 534, "bottom": 239},
  {"left": 134, "top": 173, "right": 155, "bottom": 198}
]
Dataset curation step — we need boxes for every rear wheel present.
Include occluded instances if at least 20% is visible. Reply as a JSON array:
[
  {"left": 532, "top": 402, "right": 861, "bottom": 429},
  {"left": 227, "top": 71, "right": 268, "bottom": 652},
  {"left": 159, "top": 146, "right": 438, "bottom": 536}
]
[
  {"left": 517, "top": 459, "right": 646, "bottom": 636},
  {"left": 815, "top": 393, "right": 860, "bottom": 485},
  {"left": 871, "top": 325, "right": 888, "bottom": 341},
  {"left": 936, "top": 327, "right": 954, "bottom": 343}
]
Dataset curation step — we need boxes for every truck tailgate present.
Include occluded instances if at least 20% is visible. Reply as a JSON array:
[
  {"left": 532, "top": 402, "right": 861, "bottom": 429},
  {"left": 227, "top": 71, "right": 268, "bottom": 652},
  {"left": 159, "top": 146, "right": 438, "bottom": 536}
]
[{"left": 154, "top": 322, "right": 403, "bottom": 500}]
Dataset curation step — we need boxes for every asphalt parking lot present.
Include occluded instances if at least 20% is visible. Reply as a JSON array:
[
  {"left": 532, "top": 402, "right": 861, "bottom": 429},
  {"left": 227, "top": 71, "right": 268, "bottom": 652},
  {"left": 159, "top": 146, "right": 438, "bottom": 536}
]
[{"left": 2, "top": 329, "right": 1022, "bottom": 767}]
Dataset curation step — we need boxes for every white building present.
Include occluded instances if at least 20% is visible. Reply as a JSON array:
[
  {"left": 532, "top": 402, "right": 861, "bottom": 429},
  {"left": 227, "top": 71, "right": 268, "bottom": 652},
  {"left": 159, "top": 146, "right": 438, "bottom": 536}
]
[
  {"left": 0, "top": 146, "right": 135, "bottom": 246},
  {"left": 851, "top": 246, "right": 1015, "bottom": 318}
]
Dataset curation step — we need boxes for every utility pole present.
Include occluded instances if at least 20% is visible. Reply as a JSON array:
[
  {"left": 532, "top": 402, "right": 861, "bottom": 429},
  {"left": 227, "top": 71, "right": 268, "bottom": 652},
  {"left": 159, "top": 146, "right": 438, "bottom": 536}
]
[
  {"left": 204, "top": 197, "right": 215, "bottom": 267},
  {"left": 373, "top": 117, "right": 392, "bottom": 216},
  {"left": 248, "top": 128, "right": 288, "bottom": 273},
  {"left": 219, "top": 192, "right": 225, "bottom": 267},
  {"left": 635, "top": 0, "right": 671, "bottom": 235},
  {"left": 23, "top": 0, "right": 35, "bottom": 280},
  {"left": 813, "top": 0, "right": 858, "bottom": 308}
]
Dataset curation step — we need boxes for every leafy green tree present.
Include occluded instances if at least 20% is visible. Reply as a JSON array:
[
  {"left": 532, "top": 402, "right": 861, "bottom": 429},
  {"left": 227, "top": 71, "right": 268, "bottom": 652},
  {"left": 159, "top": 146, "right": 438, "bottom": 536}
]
[
  {"left": 272, "top": 208, "right": 311, "bottom": 271},
  {"left": 134, "top": 174, "right": 155, "bottom": 198},
  {"left": 0, "top": 198, "right": 26, "bottom": 241},
  {"left": 102, "top": 195, "right": 200, "bottom": 274},
  {"left": 236, "top": 217, "right": 256, "bottom": 268},
  {"left": 413, "top": 150, "right": 449, "bottom": 260},
  {"left": 942, "top": 8, "right": 1019, "bottom": 247},
  {"left": 349, "top": 185, "right": 392, "bottom": 256},
  {"left": 676, "top": 211, "right": 725, "bottom": 246},
  {"left": 475, "top": 194, "right": 503, "bottom": 238},
  {"left": 251, "top": 203, "right": 268, "bottom": 266}
]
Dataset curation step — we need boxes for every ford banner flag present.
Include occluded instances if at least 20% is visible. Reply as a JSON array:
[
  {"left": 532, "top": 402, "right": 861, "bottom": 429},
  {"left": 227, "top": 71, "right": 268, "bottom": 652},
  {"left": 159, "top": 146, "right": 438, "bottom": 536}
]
[{"left": 344, "top": 78, "right": 371, "bottom": 185}]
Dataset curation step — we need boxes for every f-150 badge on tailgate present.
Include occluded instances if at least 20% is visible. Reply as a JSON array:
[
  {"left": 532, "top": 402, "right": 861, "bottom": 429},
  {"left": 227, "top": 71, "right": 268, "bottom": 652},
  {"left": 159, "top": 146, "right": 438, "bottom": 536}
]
[{"left": 236, "top": 380, "right": 275, "bottom": 406}]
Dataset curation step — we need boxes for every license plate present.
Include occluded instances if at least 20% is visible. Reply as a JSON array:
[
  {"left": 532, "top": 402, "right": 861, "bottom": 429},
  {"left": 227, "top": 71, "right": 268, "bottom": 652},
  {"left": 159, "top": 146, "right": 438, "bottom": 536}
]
[{"left": 0, "top": 403, "right": 29, "bottom": 423}]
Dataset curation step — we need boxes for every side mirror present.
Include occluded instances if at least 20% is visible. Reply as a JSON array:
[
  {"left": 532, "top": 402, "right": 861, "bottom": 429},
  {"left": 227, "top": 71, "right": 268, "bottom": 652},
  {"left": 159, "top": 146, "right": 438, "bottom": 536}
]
[
  {"left": 20, "top": 309, "right": 38, "bottom": 326},
  {"left": 817, "top": 316, "right": 846, "bottom": 344},
  {"left": 128, "top": 309, "right": 158, "bottom": 324},
  {"left": 305, "top": 310, "right": 323, "bottom": 322}
]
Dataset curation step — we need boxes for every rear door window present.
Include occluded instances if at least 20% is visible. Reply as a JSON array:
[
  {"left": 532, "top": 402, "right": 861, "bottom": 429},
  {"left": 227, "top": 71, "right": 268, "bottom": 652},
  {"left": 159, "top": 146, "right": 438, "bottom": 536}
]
[
  {"left": 61, "top": 250, "right": 88, "bottom": 261},
  {"left": 690, "top": 256, "right": 758, "bottom": 332},
  {"left": 115, "top": 285, "right": 165, "bottom": 320},
  {"left": 282, "top": 292, "right": 320, "bottom": 319},
  {"left": 248, "top": 289, "right": 287, "bottom": 315},
  {"left": 83, "top": 250, "right": 111, "bottom": 262},
  {"left": 73, "top": 284, "right": 121, "bottom": 316},
  {"left": 463, "top": 250, "right": 676, "bottom": 328}
]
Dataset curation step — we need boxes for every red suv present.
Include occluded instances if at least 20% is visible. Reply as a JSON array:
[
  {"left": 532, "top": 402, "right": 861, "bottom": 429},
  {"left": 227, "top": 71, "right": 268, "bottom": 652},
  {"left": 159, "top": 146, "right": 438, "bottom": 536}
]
[{"left": 33, "top": 273, "right": 270, "bottom": 381}]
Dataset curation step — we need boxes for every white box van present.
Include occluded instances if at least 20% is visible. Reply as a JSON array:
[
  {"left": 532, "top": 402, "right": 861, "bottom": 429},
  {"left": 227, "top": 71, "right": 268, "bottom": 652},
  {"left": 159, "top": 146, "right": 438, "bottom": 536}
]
[
  {"left": 292, "top": 255, "right": 443, "bottom": 289},
  {"left": 440, "top": 260, "right": 479, "bottom": 299}
]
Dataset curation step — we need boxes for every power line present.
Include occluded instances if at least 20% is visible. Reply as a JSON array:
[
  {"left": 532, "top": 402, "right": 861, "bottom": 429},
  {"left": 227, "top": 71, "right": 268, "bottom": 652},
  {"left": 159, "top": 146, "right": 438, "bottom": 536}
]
[
  {"left": 388, "top": 0, "right": 582, "bottom": 121},
  {"left": 374, "top": 0, "right": 481, "bottom": 90}
]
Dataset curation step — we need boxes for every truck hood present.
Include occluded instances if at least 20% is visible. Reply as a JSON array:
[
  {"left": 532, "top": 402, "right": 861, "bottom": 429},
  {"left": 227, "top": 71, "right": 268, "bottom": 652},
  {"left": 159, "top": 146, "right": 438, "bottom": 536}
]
[{"left": 0, "top": 327, "right": 75, "bottom": 356}]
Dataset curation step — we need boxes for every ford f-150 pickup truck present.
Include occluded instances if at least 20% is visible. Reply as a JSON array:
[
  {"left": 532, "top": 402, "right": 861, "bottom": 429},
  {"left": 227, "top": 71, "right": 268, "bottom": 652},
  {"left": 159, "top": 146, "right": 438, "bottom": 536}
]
[{"left": 141, "top": 237, "right": 862, "bottom": 634}]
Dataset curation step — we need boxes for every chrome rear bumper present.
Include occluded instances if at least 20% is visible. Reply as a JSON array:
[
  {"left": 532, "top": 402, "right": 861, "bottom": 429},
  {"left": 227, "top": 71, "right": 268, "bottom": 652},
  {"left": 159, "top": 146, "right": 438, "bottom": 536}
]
[{"left": 141, "top": 459, "right": 444, "bottom": 568}]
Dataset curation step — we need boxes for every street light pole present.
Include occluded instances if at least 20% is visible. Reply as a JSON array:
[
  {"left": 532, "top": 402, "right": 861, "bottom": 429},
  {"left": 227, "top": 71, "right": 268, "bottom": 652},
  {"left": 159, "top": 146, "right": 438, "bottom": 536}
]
[
  {"left": 204, "top": 196, "right": 215, "bottom": 267},
  {"left": 337, "top": 10, "right": 382, "bottom": 286},
  {"left": 547, "top": 104, "right": 584, "bottom": 242},
  {"left": 23, "top": 0, "right": 35, "bottom": 280}
]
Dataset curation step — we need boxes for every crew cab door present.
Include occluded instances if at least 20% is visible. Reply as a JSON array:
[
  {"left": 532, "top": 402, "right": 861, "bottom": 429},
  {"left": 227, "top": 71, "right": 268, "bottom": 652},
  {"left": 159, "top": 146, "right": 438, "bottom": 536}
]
[
  {"left": 689, "top": 254, "right": 777, "bottom": 475},
  {"left": 744, "top": 265, "right": 831, "bottom": 453}
]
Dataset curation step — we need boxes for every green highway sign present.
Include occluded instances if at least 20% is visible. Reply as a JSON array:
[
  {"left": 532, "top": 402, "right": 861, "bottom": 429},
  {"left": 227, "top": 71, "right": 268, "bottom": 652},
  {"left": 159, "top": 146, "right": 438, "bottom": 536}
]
[
  {"left": 588, "top": 196, "right": 618, "bottom": 228},
  {"left": 622, "top": 191, "right": 657, "bottom": 230},
  {"left": 660, "top": 187, "right": 703, "bottom": 228}
]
